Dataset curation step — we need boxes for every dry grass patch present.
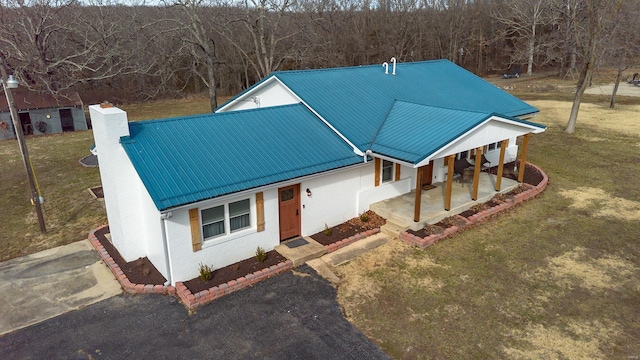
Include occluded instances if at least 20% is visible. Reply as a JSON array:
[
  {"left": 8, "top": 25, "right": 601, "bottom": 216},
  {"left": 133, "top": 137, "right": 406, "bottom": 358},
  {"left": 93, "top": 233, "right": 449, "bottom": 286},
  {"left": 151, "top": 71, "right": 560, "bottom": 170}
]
[
  {"left": 503, "top": 320, "right": 622, "bottom": 359},
  {"left": 533, "top": 247, "right": 638, "bottom": 292},
  {"left": 529, "top": 100, "right": 640, "bottom": 138},
  {"left": 559, "top": 187, "right": 640, "bottom": 221}
]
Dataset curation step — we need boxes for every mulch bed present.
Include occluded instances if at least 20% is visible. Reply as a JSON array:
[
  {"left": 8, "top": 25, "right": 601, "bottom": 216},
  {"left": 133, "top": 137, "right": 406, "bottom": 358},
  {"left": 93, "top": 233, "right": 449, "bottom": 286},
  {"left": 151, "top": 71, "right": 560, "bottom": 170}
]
[
  {"left": 309, "top": 210, "right": 386, "bottom": 246},
  {"left": 94, "top": 226, "right": 166, "bottom": 285},
  {"left": 459, "top": 200, "right": 501, "bottom": 218},
  {"left": 183, "top": 250, "right": 286, "bottom": 294},
  {"left": 407, "top": 215, "right": 467, "bottom": 238},
  {"left": 487, "top": 161, "right": 543, "bottom": 185}
]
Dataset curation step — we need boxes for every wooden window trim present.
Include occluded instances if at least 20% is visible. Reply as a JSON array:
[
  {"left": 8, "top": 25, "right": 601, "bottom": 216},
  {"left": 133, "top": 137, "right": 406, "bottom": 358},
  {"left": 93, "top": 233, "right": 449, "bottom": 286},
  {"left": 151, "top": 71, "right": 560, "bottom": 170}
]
[
  {"left": 374, "top": 158, "right": 381, "bottom": 187},
  {"left": 189, "top": 208, "right": 202, "bottom": 252},
  {"left": 395, "top": 164, "right": 401, "bottom": 181},
  {"left": 256, "top": 192, "right": 265, "bottom": 232}
]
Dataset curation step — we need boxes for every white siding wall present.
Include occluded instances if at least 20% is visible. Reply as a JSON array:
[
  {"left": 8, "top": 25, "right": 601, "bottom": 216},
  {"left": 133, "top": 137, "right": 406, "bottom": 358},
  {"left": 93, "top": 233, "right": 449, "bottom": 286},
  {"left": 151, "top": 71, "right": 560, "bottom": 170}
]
[
  {"left": 300, "top": 165, "right": 364, "bottom": 236},
  {"left": 164, "top": 189, "right": 280, "bottom": 283},
  {"left": 90, "top": 105, "right": 147, "bottom": 262},
  {"left": 218, "top": 79, "right": 299, "bottom": 112}
]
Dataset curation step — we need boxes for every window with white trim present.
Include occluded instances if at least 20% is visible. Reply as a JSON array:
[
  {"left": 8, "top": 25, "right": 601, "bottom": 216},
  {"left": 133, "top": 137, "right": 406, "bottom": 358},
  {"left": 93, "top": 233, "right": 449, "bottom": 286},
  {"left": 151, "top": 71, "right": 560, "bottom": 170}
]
[
  {"left": 382, "top": 160, "right": 394, "bottom": 183},
  {"left": 201, "top": 198, "right": 251, "bottom": 240}
]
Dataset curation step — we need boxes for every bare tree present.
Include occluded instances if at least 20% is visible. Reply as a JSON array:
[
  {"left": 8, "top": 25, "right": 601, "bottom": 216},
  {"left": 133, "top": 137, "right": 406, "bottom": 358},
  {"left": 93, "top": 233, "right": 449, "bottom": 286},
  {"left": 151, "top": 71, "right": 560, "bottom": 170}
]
[
  {"left": 564, "top": 0, "right": 625, "bottom": 133},
  {"left": 214, "top": 0, "right": 316, "bottom": 79},
  {"left": 604, "top": 1, "right": 640, "bottom": 108},
  {"left": 0, "top": 0, "right": 150, "bottom": 99},
  {"left": 493, "top": 0, "right": 551, "bottom": 76}
]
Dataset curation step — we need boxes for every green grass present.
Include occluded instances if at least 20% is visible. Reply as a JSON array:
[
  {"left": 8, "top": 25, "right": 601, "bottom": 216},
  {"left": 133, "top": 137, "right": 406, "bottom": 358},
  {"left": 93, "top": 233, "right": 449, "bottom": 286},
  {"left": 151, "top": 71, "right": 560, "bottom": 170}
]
[
  {"left": 335, "top": 100, "right": 640, "bottom": 358},
  {"left": 0, "top": 97, "right": 219, "bottom": 261}
]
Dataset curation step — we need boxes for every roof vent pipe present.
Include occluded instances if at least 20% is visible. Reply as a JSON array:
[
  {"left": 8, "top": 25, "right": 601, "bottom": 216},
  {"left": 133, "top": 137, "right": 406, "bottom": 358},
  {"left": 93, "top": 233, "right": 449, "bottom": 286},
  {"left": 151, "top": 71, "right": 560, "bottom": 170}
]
[
  {"left": 390, "top": 57, "right": 396, "bottom": 75},
  {"left": 382, "top": 62, "right": 389, "bottom": 74}
]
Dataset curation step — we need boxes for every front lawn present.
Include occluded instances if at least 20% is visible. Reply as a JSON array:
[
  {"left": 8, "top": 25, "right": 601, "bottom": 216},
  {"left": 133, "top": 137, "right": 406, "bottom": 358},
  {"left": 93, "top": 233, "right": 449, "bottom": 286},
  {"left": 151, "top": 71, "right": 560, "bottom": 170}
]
[{"left": 334, "top": 98, "right": 640, "bottom": 358}]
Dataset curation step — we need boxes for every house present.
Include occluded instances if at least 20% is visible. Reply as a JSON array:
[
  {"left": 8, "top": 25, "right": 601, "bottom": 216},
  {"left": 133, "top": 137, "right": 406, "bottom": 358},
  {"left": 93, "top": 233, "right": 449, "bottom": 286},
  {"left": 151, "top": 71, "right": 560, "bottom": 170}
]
[
  {"left": 90, "top": 59, "right": 545, "bottom": 285},
  {"left": 0, "top": 88, "right": 87, "bottom": 141}
]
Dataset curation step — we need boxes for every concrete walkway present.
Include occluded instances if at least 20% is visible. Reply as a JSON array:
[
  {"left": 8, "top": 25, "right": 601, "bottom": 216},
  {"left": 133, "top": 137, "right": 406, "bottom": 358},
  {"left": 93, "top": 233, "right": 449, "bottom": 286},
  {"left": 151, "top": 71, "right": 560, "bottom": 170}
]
[
  {"left": 0, "top": 240, "right": 122, "bottom": 335},
  {"left": 307, "top": 233, "right": 390, "bottom": 284},
  {"left": 585, "top": 83, "right": 640, "bottom": 97}
]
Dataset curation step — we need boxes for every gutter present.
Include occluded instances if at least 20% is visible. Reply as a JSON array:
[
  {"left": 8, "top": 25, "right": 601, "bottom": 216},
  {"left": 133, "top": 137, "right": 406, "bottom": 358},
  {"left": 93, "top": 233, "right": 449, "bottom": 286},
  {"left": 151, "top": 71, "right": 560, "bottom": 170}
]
[{"left": 160, "top": 212, "right": 174, "bottom": 286}]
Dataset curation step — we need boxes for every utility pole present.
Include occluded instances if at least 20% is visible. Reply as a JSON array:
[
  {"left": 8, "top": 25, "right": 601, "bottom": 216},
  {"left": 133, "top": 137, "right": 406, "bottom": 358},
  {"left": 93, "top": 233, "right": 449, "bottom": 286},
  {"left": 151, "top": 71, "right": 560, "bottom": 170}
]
[{"left": 0, "top": 58, "right": 46, "bottom": 234}]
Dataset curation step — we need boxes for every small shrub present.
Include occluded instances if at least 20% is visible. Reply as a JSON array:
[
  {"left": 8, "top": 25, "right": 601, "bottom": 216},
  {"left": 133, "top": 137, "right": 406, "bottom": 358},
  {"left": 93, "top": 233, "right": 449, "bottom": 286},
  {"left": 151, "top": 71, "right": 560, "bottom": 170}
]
[
  {"left": 324, "top": 223, "right": 332, "bottom": 236},
  {"left": 359, "top": 212, "right": 369, "bottom": 222},
  {"left": 198, "top": 262, "right": 213, "bottom": 282},
  {"left": 255, "top": 246, "right": 267, "bottom": 262}
]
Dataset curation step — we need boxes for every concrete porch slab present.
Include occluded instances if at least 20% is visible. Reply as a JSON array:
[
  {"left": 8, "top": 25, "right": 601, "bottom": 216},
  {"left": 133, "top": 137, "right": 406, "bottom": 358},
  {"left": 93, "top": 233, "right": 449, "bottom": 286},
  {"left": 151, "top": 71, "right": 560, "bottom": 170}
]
[
  {"left": 275, "top": 237, "right": 326, "bottom": 267},
  {"left": 371, "top": 172, "right": 519, "bottom": 232}
]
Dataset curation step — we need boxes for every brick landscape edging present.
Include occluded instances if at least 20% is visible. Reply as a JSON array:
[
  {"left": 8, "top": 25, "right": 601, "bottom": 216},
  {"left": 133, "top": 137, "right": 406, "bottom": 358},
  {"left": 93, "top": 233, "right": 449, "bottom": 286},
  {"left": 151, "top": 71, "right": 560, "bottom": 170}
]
[
  {"left": 88, "top": 225, "right": 175, "bottom": 296},
  {"left": 88, "top": 225, "right": 293, "bottom": 309},
  {"left": 174, "top": 259, "right": 294, "bottom": 309},
  {"left": 325, "top": 228, "right": 381, "bottom": 253},
  {"left": 399, "top": 162, "right": 549, "bottom": 248}
]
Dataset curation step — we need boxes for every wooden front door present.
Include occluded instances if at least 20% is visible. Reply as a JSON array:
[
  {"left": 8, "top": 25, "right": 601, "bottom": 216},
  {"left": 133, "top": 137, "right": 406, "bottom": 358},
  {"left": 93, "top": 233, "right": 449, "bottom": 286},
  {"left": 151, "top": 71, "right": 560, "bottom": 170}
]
[
  {"left": 278, "top": 184, "right": 301, "bottom": 241},
  {"left": 420, "top": 161, "right": 434, "bottom": 186}
]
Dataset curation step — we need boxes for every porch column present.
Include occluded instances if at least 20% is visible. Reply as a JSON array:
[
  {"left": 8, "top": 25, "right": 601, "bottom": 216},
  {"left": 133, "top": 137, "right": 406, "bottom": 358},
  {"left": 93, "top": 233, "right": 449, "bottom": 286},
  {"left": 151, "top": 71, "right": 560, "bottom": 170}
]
[
  {"left": 518, "top": 133, "right": 530, "bottom": 183},
  {"left": 414, "top": 167, "right": 423, "bottom": 222},
  {"left": 445, "top": 154, "right": 455, "bottom": 211},
  {"left": 495, "top": 139, "right": 509, "bottom": 191},
  {"left": 472, "top": 146, "right": 482, "bottom": 200}
]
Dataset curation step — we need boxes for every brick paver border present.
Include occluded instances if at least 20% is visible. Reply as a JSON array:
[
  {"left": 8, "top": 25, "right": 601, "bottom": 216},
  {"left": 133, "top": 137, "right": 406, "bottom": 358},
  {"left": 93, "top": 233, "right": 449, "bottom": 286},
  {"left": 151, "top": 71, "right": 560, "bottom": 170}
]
[
  {"left": 399, "top": 161, "right": 549, "bottom": 248},
  {"left": 88, "top": 227, "right": 293, "bottom": 310}
]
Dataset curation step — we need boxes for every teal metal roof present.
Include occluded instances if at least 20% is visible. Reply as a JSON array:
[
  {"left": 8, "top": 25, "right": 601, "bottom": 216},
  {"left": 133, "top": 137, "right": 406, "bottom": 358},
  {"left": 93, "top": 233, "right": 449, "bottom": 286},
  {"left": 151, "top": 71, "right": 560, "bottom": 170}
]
[
  {"left": 121, "top": 104, "right": 361, "bottom": 211},
  {"left": 268, "top": 59, "right": 539, "bottom": 150},
  {"left": 369, "top": 101, "right": 521, "bottom": 163},
  {"left": 370, "top": 101, "right": 493, "bottom": 163}
]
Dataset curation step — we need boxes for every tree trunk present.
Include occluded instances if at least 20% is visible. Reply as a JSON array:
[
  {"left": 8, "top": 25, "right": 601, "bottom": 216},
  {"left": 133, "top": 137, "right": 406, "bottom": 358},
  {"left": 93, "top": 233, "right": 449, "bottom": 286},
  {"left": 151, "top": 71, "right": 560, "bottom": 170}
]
[
  {"left": 527, "top": 23, "right": 536, "bottom": 76},
  {"left": 566, "top": 61, "right": 591, "bottom": 133},
  {"left": 207, "top": 54, "right": 217, "bottom": 112},
  {"left": 609, "top": 66, "right": 623, "bottom": 108}
]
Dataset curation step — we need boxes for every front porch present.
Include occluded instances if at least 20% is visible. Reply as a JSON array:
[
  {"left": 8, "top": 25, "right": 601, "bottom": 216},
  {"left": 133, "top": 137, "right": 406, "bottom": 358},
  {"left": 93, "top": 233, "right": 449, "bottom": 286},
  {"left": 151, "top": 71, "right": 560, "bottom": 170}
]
[{"left": 371, "top": 172, "right": 519, "bottom": 233}]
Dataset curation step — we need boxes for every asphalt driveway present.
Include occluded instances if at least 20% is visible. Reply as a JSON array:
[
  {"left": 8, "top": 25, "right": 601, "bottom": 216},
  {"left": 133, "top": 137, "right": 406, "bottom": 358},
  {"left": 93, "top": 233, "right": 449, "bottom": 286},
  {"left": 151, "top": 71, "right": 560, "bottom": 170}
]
[{"left": 0, "top": 266, "right": 389, "bottom": 359}]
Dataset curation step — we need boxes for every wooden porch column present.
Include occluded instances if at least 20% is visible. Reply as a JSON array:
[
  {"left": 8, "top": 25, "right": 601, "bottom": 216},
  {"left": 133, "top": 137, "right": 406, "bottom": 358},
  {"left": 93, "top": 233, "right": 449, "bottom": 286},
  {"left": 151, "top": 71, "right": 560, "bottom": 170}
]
[
  {"left": 445, "top": 154, "right": 455, "bottom": 211},
  {"left": 471, "top": 147, "right": 482, "bottom": 200},
  {"left": 518, "top": 133, "right": 530, "bottom": 183},
  {"left": 414, "top": 167, "right": 423, "bottom": 222},
  {"left": 495, "top": 139, "right": 509, "bottom": 191}
]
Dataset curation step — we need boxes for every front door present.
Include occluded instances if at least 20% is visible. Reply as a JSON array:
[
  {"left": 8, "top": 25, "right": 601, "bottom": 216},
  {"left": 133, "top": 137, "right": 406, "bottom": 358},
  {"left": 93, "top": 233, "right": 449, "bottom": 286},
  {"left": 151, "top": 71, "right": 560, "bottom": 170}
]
[
  {"left": 278, "top": 184, "right": 301, "bottom": 241},
  {"left": 420, "top": 161, "right": 434, "bottom": 186}
]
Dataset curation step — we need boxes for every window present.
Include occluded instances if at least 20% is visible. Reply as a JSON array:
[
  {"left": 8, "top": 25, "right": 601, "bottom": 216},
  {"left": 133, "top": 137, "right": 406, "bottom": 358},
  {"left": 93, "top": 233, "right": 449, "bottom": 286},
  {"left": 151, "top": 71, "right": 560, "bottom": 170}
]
[
  {"left": 201, "top": 198, "right": 251, "bottom": 240},
  {"left": 488, "top": 143, "right": 496, "bottom": 151},
  {"left": 202, "top": 205, "right": 225, "bottom": 238},
  {"left": 458, "top": 150, "right": 469, "bottom": 160},
  {"left": 382, "top": 160, "right": 393, "bottom": 183},
  {"left": 229, "top": 199, "right": 250, "bottom": 232}
]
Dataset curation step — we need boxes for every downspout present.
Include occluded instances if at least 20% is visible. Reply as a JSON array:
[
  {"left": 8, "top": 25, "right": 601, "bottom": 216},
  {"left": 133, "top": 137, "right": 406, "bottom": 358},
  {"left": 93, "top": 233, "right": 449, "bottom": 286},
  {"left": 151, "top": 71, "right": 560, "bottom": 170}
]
[{"left": 160, "top": 212, "right": 173, "bottom": 286}]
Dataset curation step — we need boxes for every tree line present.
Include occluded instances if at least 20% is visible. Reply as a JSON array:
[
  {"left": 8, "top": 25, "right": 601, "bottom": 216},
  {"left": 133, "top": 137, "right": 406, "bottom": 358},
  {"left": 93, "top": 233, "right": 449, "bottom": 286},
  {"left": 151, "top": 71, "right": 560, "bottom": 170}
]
[{"left": 0, "top": 0, "right": 638, "bottom": 131}]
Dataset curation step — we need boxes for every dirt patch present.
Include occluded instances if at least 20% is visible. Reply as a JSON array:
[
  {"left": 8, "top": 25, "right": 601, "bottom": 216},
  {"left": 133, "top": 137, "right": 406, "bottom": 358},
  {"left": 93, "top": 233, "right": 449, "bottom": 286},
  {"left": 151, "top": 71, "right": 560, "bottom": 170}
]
[
  {"left": 94, "top": 226, "right": 166, "bottom": 285},
  {"left": 310, "top": 210, "right": 385, "bottom": 246},
  {"left": 559, "top": 187, "right": 640, "bottom": 221},
  {"left": 503, "top": 320, "right": 622, "bottom": 359},
  {"left": 183, "top": 250, "right": 286, "bottom": 294}
]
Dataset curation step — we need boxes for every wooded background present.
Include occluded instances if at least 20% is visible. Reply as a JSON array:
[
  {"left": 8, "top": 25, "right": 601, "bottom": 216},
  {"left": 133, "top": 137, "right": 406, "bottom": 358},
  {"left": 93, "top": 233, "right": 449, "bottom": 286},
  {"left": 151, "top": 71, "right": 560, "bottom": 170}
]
[{"left": 1, "top": 0, "right": 638, "bottom": 112}]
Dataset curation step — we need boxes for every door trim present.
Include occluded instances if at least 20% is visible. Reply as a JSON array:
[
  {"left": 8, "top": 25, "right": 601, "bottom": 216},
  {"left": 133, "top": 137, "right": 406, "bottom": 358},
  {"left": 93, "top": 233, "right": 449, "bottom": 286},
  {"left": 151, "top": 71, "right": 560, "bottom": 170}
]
[{"left": 278, "top": 184, "right": 301, "bottom": 241}]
